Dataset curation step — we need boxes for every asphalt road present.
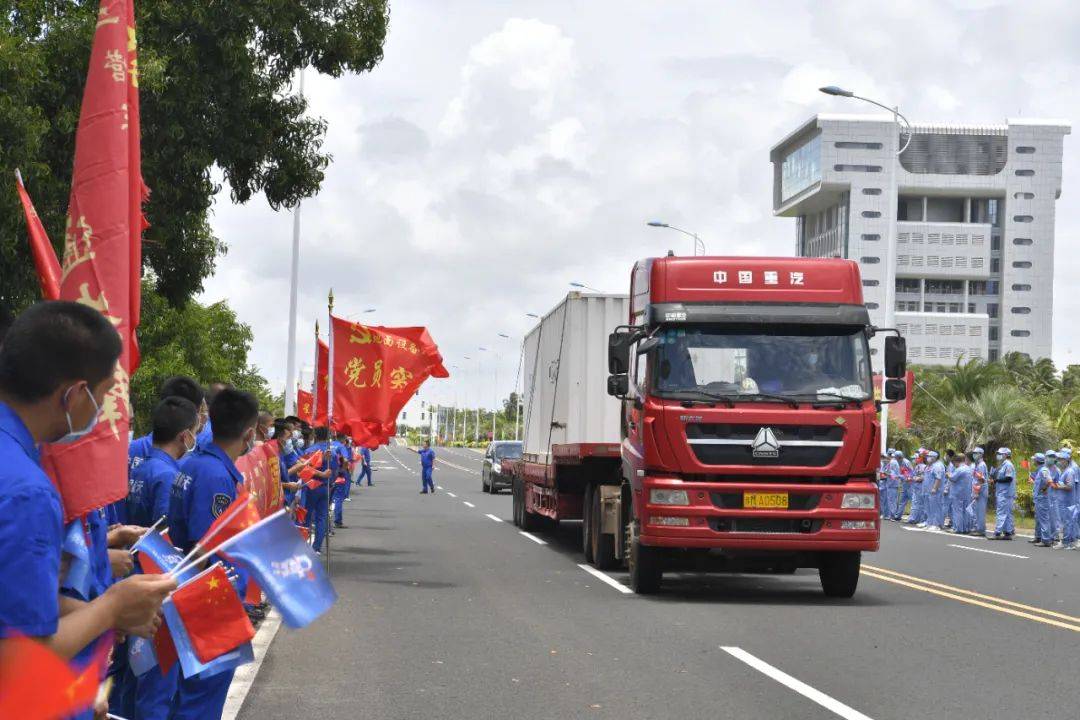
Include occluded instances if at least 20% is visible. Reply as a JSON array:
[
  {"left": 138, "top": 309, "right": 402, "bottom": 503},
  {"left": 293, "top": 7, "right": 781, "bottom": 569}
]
[{"left": 238, "top": 445, "right": 1080, "bottom": 720}]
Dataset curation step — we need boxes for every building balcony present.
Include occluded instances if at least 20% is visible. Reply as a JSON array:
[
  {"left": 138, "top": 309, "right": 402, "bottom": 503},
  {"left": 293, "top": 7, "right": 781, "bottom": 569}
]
[{"left": 895, "top": 221, "right": 992, "bottom": 280}]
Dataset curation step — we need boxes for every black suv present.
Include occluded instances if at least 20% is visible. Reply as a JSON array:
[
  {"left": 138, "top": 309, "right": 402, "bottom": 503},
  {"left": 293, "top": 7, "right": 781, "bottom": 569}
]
[{"left": 481, "top": 441, "right": 523, "bottom": 493}]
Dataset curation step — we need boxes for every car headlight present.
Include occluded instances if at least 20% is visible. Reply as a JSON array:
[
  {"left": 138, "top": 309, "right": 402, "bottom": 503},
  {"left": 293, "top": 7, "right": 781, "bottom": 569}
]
[
  {"left": 492, "top": 462, "right": 501, "bottom": 474},
  {"left": 650, "top": 489, "right": 690, "bottom": 506},
  {"left": 841, "top": 493, "right": 875, "bottom": 510}
]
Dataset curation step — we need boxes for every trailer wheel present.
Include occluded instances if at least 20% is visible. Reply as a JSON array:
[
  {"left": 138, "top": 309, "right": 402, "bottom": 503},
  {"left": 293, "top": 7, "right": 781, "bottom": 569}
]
[
  {"left": 626, "top": 520, "right": 662, "bottom": 594},
  {"left": 519, "top": 483, "right": 542, "bottom": 532},
  {"left": 819, "top": 552, "right": 861, "bottom": 598},
  {"left": 591, "top": 487, "right": 617, "bottom": 570},
  {"left": 582, "top": 485, "right": 594, "bottom": 563},
  {"left": 511, "top": 478, "right": 522, "bottom": 527}
]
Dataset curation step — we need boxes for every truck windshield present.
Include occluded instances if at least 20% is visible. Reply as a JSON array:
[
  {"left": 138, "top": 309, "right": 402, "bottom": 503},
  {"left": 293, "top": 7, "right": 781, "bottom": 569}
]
[{"left": 651, "top": 325, "right": 873, "bottom": 401}]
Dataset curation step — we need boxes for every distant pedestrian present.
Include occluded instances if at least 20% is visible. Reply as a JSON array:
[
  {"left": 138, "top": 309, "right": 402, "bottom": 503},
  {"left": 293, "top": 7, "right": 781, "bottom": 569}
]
[
  {"left": 1031, "top": 453, "right": 1054, "bottom": 547},
  {"left": 419, "top": 440, "right": 436, "bottom": 494},
  {"left": 990, "top": 447, "right": 1015, "bottom": 540},
  {"left": 947, "top": 452, "right": 972, "bottom": 534},
  {"left": 969, "top": 447, "right": 989, "bottom": 536}
]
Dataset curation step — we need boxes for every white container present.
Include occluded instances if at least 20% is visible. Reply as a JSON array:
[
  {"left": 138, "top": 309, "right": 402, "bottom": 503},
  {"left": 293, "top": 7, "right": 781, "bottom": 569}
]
[{"left": 521, "top": 292, "right": 630, "bottom": 462}]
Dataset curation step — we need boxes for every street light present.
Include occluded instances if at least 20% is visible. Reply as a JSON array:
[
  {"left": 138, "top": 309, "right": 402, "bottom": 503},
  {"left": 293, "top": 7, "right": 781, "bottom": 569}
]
[
  {"left": 526, "top": 312, "right": 540, "bottom": 319},
  {"left": 647, "top": 221, "right": 706, "bottom": 256},
  {"left": 818, "top": 84, "right": 912, "bottom": 454},
  {"left": 570, "top": 281, "right": 603, "bottom": 293}
]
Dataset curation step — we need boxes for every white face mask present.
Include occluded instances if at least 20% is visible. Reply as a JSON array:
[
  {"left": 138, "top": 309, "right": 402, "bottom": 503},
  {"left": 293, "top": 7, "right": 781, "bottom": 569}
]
[
  {"left": 267, "top": 426, "right": 276, "bottom": 439},
  {"left": 54, "top": 384, "right": 100, "bottom": 445},
  {"left": 183, "top": 429, "right": 198, "bottom": 454},
  {"left": 296, "top": 438, "right": 305, "bottom": 450}
]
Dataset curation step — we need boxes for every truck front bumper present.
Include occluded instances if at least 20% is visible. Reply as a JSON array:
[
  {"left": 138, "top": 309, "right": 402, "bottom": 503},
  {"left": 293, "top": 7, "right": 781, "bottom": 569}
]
[{"left": 637, "top": 476, "right": 880, "bottom": 552}]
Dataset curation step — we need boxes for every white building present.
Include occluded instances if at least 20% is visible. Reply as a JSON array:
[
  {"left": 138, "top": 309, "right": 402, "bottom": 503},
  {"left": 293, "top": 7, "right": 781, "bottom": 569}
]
[
  {"left": 770, "top": 114, "right": 1070, "bottom": 365},
  {"left": 397, "top": 393, "right": 437, "bottom": 439}
]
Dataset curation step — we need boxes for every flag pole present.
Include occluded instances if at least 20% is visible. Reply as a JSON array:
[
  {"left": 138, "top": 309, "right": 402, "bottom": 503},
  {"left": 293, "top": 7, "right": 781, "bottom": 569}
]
[
  {"left": 170, "top": 511, "right": 288, "bottom": 578},
  {"left": 326, "top": 288, "right": 335, "bottom": 576},
  {"left": 283, "top": 69, "right": 306, "bottom": 416},
  {"left": 312, "top": 320, "right": 320, "bottom": 426},
  {"left": 168, "top": 494, "right": 255, "bottom": 578}
]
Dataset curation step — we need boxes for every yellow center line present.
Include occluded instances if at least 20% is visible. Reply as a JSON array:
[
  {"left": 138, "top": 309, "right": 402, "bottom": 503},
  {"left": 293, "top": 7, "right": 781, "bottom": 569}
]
[{"left": 864, "top": 563, "right": 1080, "bottom": 624}]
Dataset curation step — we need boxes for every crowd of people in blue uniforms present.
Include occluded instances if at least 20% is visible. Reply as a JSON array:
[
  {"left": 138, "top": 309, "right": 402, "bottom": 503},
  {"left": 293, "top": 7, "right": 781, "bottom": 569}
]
[
  {"left": 0, "top": 300, "right": 375, "bottom": 719},
  {"left": 878, "top": 444, "right": 1080, "bottom": 548}
]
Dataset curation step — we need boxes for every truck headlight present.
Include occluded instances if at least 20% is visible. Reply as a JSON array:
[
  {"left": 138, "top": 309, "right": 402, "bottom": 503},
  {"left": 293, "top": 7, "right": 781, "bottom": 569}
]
[
  {"left": 650, "top": 489, "right": 689, "bottom": 506},
  {"left": 841, "top": 493, "right": 875, "bottom": 510}
]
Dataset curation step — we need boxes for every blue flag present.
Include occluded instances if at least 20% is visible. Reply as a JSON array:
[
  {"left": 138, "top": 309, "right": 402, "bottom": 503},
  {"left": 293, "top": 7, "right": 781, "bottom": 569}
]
[
  {"left": 222, "top": 511, "right": 337, "bottom": 628},
  {"left": 133, "top": 530, "right": 198, "bottom": 584},
  {"left": 160, "top": 598, "right": 253, "bottom": 679},
  {"left": 128, "top": 635, "right": 158, "bottom": 677},
  {"left": 61, "top": 520, "right": 93, "bottom": 600}
]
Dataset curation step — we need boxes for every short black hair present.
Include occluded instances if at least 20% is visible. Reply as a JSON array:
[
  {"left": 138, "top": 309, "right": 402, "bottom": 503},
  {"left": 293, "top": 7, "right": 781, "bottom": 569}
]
[
  {"left": 0, "top": 301, "right": 121, "bottom": 402},
  {"left": 285, "top": 415, "right": 302, "bottom": 425},
  {"left": 314, "top": 426, "right": 330, "bottom": 441},
  {"left": 151, "top": 397, "right": 199, "bottom": 445},
  {"left": 272, "top": 418, "right": 290, "bottom": 439},
  {"left": 159, "top": 376, "right": 205, "bottom": 407},
  {"left": 209, "top": 388, "right": 260, "bottom": 442}
]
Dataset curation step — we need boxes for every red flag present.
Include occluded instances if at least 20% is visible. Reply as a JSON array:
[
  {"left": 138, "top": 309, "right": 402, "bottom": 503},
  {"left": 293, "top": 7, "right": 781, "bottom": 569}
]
[
  {"left": 0, "top": 635, "right": 108, "bottom": 719},
  {"left": 13, "top": 170, "right": 62, "bottom": 301},
  {"left": 329, "top": 318, "right": 448, "bottom": 446},
  {"left": 199, "top": 489, "right": 261, "bottom": 549},
  {"left": 151, "top": 620, "right": 178, "bottom": 676},
  {"left": 297, "top": 388, "right": 314, "bottom": 423},
  {"left": 170, "top": 565, "right": 254, "bottom": 663},
  {"left": 236, "top": 441, "right": 284, "bottom": 518},
  {"left": 39, "top": 0, "right": 146, "bottom": 522},
  {"left": 313, "top": 340, "right": 330, "bottom": 426},
  {"left": 294, "top": 505, "right": 308, "bottom": 525},
  {"left": 244, "top": 576, "right": 262, "bottom": 605},
  {"left": 297, "top": 450, "right": 325, "bottom": 487}
]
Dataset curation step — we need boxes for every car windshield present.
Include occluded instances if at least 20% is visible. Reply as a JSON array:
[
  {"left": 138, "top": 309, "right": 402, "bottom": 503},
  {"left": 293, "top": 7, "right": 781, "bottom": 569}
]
[
  {"left": 651, "top": 325, "right": 872, "bottom": 401},
  {"left": 494, "top": 443, "right": 523, "bottom": 459}
]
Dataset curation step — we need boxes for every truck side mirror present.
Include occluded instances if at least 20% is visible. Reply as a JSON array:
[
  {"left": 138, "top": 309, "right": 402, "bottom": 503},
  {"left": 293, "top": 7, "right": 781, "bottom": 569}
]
[
  {"left": 607, "top": 374, "right": 629, "bottom": 398},
  {"left": 884, "top": 336, "right": 907, "bottom": 378},
  {"left": 884, "top": 378, "right": 906, "bottom": 402},
  {"left": 609, "top": 330, "right": 632, "bottom": 374}
]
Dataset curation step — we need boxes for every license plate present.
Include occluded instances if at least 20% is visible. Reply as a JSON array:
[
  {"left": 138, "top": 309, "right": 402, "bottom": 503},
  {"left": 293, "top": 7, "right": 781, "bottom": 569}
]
[{"left": 744, "top": 492, "right": 789, "bottom": 509}]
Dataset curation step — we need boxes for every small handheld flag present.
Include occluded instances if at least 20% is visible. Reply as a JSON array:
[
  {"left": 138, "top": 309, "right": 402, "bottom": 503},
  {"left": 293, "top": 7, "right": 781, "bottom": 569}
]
[
  {"left": 61, "top": 519, "right": 93, "bottom": 600},
  {"left": 169, "top": 565, "right": 255, "bottom": 664}
]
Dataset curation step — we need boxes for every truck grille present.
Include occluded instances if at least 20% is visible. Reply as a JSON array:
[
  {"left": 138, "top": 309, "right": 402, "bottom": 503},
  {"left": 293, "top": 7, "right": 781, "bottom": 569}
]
[
  {"left": 686, "top": 423, "right": 842, "bottom": 468},
  {"left": 708, "top": 518, "right": 823, "bottom": 534},
  {"left": 710, "top": 492, "right": 821, "bottom": 511}
]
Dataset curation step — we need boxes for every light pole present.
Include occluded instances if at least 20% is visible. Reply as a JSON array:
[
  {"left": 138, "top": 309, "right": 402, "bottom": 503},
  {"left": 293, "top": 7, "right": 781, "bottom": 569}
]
[
  {"left": 647, "top": 221, "right": 705, "bottom": 256},
  {"left": 284, "top": 69, "right": 306, "bottom": 414},
  {"left": 499, "top": 332, "right": 522, "bottom": 443},
  {"left": 818, "top": 85, "right": 912, "bottom": 454},
  {"left": 477, "top": 347, "right": 489, "bottom": 442},
  {"left": 569, "top": 281, "right": 603, "bottom": 293}
]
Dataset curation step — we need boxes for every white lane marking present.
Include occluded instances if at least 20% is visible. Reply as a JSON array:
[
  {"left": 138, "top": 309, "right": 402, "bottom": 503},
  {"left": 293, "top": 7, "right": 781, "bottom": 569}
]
[
  {"left": 437, "top": 457, "right": 480, "bottom": 475},
  {"left": 485, "top": 513, "right": 504, "bottom": 523},
  {"left": 223, "top": 608, "right": 284, "bottom": 720},
  {"left": 519, "top": 531, "right": 547, "bottom": 545},
  {"left": 948, "top": 543, "right": 1029, "bottom": 559},
  {"left": 446, "top": 492, "right": 457, "bottom": 498},
  {"left": 436, "top": 485, "right": 444, "bottom": 490},
  {"left": 720, "top": 646, "right": 875, "bottom": 720},
  {"left": 577, "top": 564, "right": 633, "bottom": 595},
  {"left": 383, "top": 449, "right": 417, "bottom": 475},
  {"left": 463, "top": 501, "right": 476, "bottom": 508}
]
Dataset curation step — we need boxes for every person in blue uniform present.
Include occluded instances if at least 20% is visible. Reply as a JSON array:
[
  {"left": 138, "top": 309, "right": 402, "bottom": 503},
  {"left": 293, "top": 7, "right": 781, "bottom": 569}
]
[
  {"left": 991, "top": 447, "right": 1016, "bottom": 540},
  {"left": 946, "top": 452, "right": 972, "bottom": 534},
  {"left": 277, "top": 419, "right": 302, "bottom": 508},
  {"left": 0, "top": 302, "right": 175, "bottom": 667},
  {"left": 1050, "top": 449, "right": 1077, "bottom": 549},
  {"left": 876, "top": 453, "right": 888, "bottom": 518},
  {"left": 923, "top": 450, "right": 946, "bottom": 531},
  {"left": 129, "top": 376, "right": 206, "bottom": 471},
  {"left": 359, "top": 445, "right": 373, "bottom": 486},
  {"left": 171, "top": 388, "right": 260, "bottom": 720},
  {"left": 419, "top": 440, "right": 436, "bottom": 493},
  {"left": 893, "top": 450, "right": 915, "bottom": 520},
  {"left": 883, "top": 451, "right": 901, "bottom": 521},
  {"left": 906, "top": 449, "right": 927, "bottom": 525},
  {"left": 305, "top": 427, "right": 336, "bottom": 553},
  {"left": 968, "top": 447, "right": 989, "bottom": 536},
  {"left": 333, "top": 433, "right": 353, "bottom": 528},
  {"left": 1031, "top": 453, "right": 1054, "bottom": 547}
]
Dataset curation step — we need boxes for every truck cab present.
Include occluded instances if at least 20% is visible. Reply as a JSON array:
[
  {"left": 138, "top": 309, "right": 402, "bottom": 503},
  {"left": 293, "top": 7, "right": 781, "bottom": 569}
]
[{"left": 607, "top": 256, "right": 907, "bottom": 596}]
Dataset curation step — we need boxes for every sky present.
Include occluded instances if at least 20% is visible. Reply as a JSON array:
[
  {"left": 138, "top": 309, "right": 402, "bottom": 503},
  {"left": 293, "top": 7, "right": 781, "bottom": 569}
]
[{"left": 201, "top": 0, "right": 1080, "bottom": 411}]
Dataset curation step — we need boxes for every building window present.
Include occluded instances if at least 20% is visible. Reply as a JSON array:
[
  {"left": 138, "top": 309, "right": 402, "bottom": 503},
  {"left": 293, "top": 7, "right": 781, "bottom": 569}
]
[
  {"left": 989, "top": 327, "right": 999, "bottom": 341},
  {"left": 925, "top": 279, "right": 963, "bottom": 295},
  {"left": 861, "top": 256, "right": 880, "bottom": 264},
  {"left": 862, "top": 211, "right": 881, "bottom": 218},
  {"left": 1011, "top": 330, "right": 1031, "bottom": 337},
  {"left": 987, "top": 281, "right": 999, "bottom": 294},
  {"left": 1014, "top": 191, "right": 1035, "bottom": 199},
  {"left": 781, "top": 134, "right": 822, "bottom": 202},
  {"left": 1011, "top": 283, "right": 1031, "bottom": 291},
  {"left": 895, "top": 278, "right": 920, "bottom": 293},
  {"left": 936, "top": 303, "right": 947, "bottom": 313},
  {"left": 968, "top": 303, "right": 976, "bottom": 313},
  {"left": 865, "top": 302, "right": 879, "bottom": 309},
  {"left": 401, "top": 412, "right": 407, "bottom": 419},
  {"left": 989, "top": 349, "right": 999, "bottom": 361},
  {"left": 863, "top": 279, "right": 880, "bottom": 287},
  {"left": 870, "top": 348, "right": 878, "bottom": 356},
  {"left": 1015, "top": 169, "right": 1035, "bottom": 177},
  {"left": 991, "top": 235, "right": 1002, "bottom": 251},
  {"left": 834, "top": 164, "right": 882, "bottom": 172},
  {"left": 948, "top": 302, "right": 962, "bottom": 313},
  {"left": 1015, "top": 146, "right": 1036, "bottom": 154},
  {"left": 1011, "top": 307, "right": 1031, "bottom": 314},
  {"left": 924, "top": 302, "right": 933, "bottom": 312},
  {"left": 1013, "top": 215, "right": 1034, "bottom": 223},
  {"left": 836, "top": 141, "right": 884, "bottom": 150},
  {"left": 1013, "top": 238, "right": 1033, "bottom": 246},
  {"left": 990, "top": 258, "right": 1001, "bottom": 273},
  {"left": 862, "top": 188, "right": 882, "bottom": 196},
  {"left": 862, "top": 233, "right": 881, "bottom": 241},
  {"left": 1013, "top": 261, "right": 1032, "bottom": 269},
  {"left": 987, "top": 303, "right": 999, "bottom": 318}
]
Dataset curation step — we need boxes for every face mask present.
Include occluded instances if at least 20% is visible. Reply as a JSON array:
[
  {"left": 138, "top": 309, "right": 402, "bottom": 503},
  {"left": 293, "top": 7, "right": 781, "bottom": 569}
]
[
  {"left": 283, "top": 439, "right": 294, "bottom": 454},
  {"left": 267, "top": 426, "right": 276, "bottom": 439},
  {"left": 293, "top": 429, "right": 301, "bottom": 440},
  {"left": 183, "top": 430, "right": 197, "bottom": 454},
  {"left": 296, "top": 438, "right": 305, "bottom": 450},
  {"left": 54, "top": 384, "right": 100, "bottom": 445}
]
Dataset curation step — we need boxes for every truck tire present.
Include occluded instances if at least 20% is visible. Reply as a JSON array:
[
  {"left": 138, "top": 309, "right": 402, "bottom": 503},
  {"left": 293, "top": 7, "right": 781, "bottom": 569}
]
[
  {"left": 482, "top": 471, "right": 490, "bottom": 493},
  {"left": 582, "top": 485, "right": 594, "bottom": 563},
  {"left": 819, "top": 551, "right": 861, "bottom": 598},
  {"left": 519, "top": 483, "right": 542, "bottom": 532},
  {"left": 511, "top": 478, "right": 522, "bottom": 527},
  {"left": 626, "top": 520, "right": 662, "bottom": 594},
  {"left": 591, "top": 487, "right": 617, "bottom": 570}
]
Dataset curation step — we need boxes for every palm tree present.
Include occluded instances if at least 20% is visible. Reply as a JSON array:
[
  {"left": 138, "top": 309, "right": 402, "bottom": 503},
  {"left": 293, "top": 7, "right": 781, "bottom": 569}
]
[
  {"left": 949, "top": 385, "right": 1055, "bottom": 453},
  {"left": 941, "top": 357, "right": 1001, "bottom": 401},
  {"left": 1028, "top": 357, "right": 1060, "bottom": 394}
]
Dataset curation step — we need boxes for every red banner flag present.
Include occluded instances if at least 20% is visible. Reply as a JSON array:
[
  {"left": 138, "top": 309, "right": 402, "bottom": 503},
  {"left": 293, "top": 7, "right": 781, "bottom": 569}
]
[
  {"left": 40, "top": 0, "right": 146, "bottom": 522},
  {"left": 296, "top": 388, "right": 314, "bottom": 423},
  {"left": 171, "top": 565, "right": 255, "bottom": 663},
  {"left": 329, "top": 318, "right": 448, "bottom": 446},
  {"left": 312, "top": 340, "right": 330, "bottom": 426},
  {"left": 235, "top": 441, "right": 285, "bottom": 518},
  {"left": 13, "top": 170, "right": 62, "bottom": 301}
]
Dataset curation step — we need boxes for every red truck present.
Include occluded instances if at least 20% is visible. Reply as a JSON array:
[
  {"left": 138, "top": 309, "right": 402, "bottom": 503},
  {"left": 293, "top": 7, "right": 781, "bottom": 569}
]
[{"left": 509, "top": 255, "right": 907, "bottom": 597}]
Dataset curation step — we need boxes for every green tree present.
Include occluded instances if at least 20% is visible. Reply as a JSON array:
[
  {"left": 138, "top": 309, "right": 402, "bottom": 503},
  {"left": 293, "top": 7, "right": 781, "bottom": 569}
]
[
  {"left": 1, "top": 0, "right": 389, "bottom": 310},
  {"left": 131, "top": 281, "right": 278, "bottom": 432}
]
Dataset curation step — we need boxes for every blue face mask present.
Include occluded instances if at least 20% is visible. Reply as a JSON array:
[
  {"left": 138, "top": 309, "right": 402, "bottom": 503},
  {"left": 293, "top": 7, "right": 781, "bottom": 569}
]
[
  {"left": 53, "top": 384, "right": 100, "bottom": 445},
  {"left": 283, "top": 439, "right": 294, "bottom": 454}
]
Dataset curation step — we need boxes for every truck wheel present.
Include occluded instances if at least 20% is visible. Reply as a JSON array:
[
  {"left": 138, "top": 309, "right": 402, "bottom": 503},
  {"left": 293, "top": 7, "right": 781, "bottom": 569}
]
[
  {"left": 582, "top": 485, "right": 594, "bottom": 563},
  {"left": 520, "top": 484, "right": 541, "bottom": 532},
  {"left": 626, "top": 520, "right": 662, "bottom": 594},
  {"left": 591, "top": 487, "right": 617, "bottom": 570},
  {"left": 511, "top": 479, "right": 522, "bottom": 527},
  {"left": 482, "top": 472, "right": 490, "bottom": 493},
  {"left": 819, "top": 552, "right": 861, "bottom": 598}
]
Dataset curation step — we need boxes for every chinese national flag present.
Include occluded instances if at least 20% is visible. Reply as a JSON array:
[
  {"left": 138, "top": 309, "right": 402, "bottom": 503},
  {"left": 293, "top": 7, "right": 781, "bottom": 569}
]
[
  {"left": 198, "top": 489, "right": 261, "bottom": 549},
  {"left": 313, "top": 340, "right": 330, "bottom": 426},
  {"left": 297, "top": 388, "right": 314, "bottom": 423},
  {"left": 39, "top": 0, "right": 147, "bottom": 522},
  {"left": 0, "top": 634, "right": 110, "bottom": 720},
  {"left": 13, "top": 170, "right": 62, "bottom": 301},
  {"left": 171, "top": 565, "right": 255, "bottom": 663},
  {"left": 152, "top": 620, "right": 178, "bottom": 676},
  {"left": 329, "top": 317, "right": 448, "bottom": 446},
  {"left": 298, "top": 450, "right": 324, "bottom": 488}
]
